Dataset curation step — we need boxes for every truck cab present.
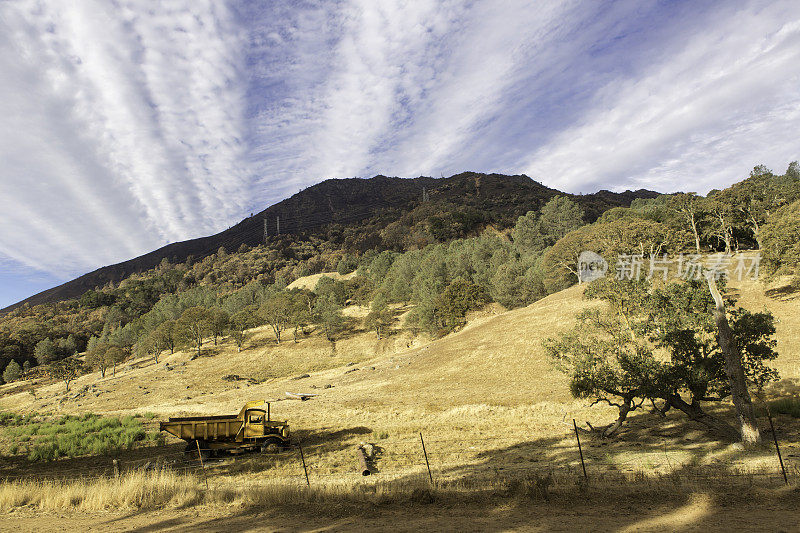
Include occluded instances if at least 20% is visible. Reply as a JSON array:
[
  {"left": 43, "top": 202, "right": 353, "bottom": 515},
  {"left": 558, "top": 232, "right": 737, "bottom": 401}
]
[
  {"left": 238, "top": 401, "right": 289, "bottom": 450},
  {"left": 241, "top": 404, "right": 289, "bottom": 442}
]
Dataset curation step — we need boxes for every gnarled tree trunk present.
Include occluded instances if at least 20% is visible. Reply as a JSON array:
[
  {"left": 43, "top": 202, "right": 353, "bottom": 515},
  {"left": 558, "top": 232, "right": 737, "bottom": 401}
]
[
  {"left": 586, "top": 395, "right": 636, "bottom": 438},
  {"left": 602, "top": 401, "right": 632, "bottom": 438},
  {"left": 706, "top": 273, "right": 761, "bottom": 444},
  {"left": 667, "top": 394, "right": 740, "bottom": 441}
]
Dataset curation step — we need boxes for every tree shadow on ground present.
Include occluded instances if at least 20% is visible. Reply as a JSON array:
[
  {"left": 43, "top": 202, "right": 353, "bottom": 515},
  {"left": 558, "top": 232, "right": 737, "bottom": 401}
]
[
  {"left": 246, "top": 336, "right": 279, "bottom": 350},
  {"left": 201, "top": 425, "right": 375, "bottom": 477},
  {"left": 458, "top": 406, "right": 798, "bottom": 479},
  {"left": 105, "top": 406, "right": 800, "bottom": 532},
  {"left": 764, "top": 283, "right": 799, "bottom": 300},
  {"left": 0, "top": 442, "right": 187, "bottom": 480}
]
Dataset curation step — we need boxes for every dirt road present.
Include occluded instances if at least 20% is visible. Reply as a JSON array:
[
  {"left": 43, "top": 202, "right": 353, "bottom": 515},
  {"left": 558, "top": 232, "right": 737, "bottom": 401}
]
[{"left": 4, "top": 493, "right": 799, "bottom": 533}]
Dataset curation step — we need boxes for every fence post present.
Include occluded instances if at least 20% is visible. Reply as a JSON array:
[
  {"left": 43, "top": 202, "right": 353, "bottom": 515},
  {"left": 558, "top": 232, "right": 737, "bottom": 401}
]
[
  {"left": 113, "top": 459, "right": 119, "bottom": 479},
  {"left": 420, "top": 432, "right": 433, "bottom": 484},
  {"left": 298, "top": 441, "right": 310, "bottom": 487},
  {"left": 573, "top": 419, "right": 588, "bottom": 479},
  {"left": 765, "top": 405, "right": 789, "bottom": 485},
  {"left": 196, "top": 440, "right": 209, "bottom": 490}
]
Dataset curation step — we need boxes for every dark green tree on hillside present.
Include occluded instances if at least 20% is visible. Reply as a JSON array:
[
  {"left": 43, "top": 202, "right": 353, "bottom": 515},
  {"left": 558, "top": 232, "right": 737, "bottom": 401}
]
[
  {"left": 512, "top": 196, "right": 584, "bottom": 253},
  {"left": 539, "top": 217, "right": 682, "bottom": 291},
  {"left": 314, "top": 294, "right": 344, "bottom": 342},
  {"left": 86, "top": 342, "right": 111, "bottom": 377},
  {"left": 87, "top": 342, "right": 127, "bottom": 377},
  {"left": 209, "top": 308, "right": 230, "bottom": 346},
  {"left": 34, "top": 338, "right": 57, "bottom": 365},
  {"left": 260, "top": 292, "right": 292, "bottom": 344},
  {"left": 108, "top": 324, "right": 137, "bottom": 357},
  {"left": 668, "top": 193, "right": 704, "bottom": 253},
  {"left": 287, "top": 290, "right": 314, "bottom": 342},
  {"left": 490, "top": 257, "right": 545, "bottom": 309},
  {"left": 134, "top": 331, "right": 161, "bottom": 363},
  {"left": 364, "top": 294, "right": 393, "bottom": 339},
  {"left": 47, "top": 358, "right": 83, "bottom": 393},
  {"left": 336, "top": 254, "right": 358, "bottom": 275},
  {"left": 703, "top": 195, "right": 735, "bottom": 253},
  {"left": 546, "top": 278, "right": 778, "bottom": 441},
  {"left": 436, "top": 278, "right": 489, "bottom": 331},
  {"left": 56, "top": 335, "right": 78, "bottom": 358},
  {"left": 177, "top": 307, "right": 213, "bottom": 359},
  {"left": 786, "top": 161, "right": 800, "bottom": 180},
  {"left": 105, "top": 345, "right": 126, "bottom": 376},
  {"left": 153, "top": 320, "right": 177, "bottom": 355},
  {"left": 229, "top": 309, "right": 258, "bottom": 352},
  {"left": 3, "top": 360, "right": 22, "bottom": 383},
  {"left": 314, "top": 276, "right": 348, "bottom": 306},
  {"left": 538, "top": 196, "right": 585, "bottom": 241},
  {"left": 760, "top": 200, "right": 800, "bottom": 277},
  {"left": 715, "top": 165, "right": 800, "bottom": 249},
  {"left": 359, "top": 250, "right": 398, "bottom": 285}
]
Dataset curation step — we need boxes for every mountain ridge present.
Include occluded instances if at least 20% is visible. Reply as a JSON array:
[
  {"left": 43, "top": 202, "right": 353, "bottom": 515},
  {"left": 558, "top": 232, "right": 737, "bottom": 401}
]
[{"left": 2, "top": 173, "right": 659, "bottom": 312}]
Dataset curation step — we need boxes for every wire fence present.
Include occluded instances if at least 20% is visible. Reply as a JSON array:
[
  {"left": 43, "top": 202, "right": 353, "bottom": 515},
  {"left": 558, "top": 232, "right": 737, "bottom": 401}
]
[{"left": 1, "top": 430, "right": 796, "bottom": 487}]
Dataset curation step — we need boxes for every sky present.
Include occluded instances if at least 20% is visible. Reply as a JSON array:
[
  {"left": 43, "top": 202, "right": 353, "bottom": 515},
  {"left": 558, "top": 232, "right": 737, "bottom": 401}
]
[{"left": 1, "top": 0, "right": 799, "bottom": 308}]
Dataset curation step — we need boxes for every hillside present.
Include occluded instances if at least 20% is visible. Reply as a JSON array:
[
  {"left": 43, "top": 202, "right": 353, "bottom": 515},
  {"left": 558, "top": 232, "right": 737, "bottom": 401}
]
[
  {"left": 1, "top": 274, "right": 798, "bottom": 530},
  {"left": 2, "top": 275, "right": 796, "bottom": 459},
  {"left": 2, "top": 173, "right": 657, "bottom": 312}
]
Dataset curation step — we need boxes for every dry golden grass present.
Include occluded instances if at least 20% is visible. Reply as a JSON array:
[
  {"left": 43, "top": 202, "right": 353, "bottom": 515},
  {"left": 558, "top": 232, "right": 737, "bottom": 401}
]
[
  {"left": 1, "top": 460, "right": 796, "bottom": 518},
  {"left": 285, "top": 271, "right": 356, "bottom": 290},
  {"left": 0, "top": 274, "right": 798, "bottom": 526},
  {"left": 733, "top": 275, "right": 800, "bottom": 379},
  {"left": 0, "top": 470, "right": 203, "bottom": 512}
]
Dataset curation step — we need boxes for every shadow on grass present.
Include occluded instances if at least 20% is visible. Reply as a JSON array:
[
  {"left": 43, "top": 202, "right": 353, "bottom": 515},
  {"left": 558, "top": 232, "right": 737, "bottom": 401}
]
[
  {"left": 0, "top": 442, "right": 187, "bottom": 480},
  {"left": 8, "top": 402, "right": 800, "bottom": 532},
  {"left": 102, "top": 407, "right": 798, "bottom": 532},
  {"left": 200, "top": 425, "right": 375, "bottom": 477}
]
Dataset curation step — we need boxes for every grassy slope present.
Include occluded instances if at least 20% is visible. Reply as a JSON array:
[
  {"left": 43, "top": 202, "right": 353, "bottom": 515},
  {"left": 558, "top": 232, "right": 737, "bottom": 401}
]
[
  {"left": 1, "top": 275, "right": 799, "bottom": 529},
  {"left": 735, "top": 276, "right": 800, "bottom": 381},
  {"left": 0, "top": 276, "right": 797, "bottom": 481}
]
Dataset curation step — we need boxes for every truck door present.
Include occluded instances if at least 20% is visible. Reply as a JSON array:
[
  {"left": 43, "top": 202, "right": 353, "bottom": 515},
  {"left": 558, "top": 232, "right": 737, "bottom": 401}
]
[{"left": 243, "top": 409, "right": 266, "bottom": 438}]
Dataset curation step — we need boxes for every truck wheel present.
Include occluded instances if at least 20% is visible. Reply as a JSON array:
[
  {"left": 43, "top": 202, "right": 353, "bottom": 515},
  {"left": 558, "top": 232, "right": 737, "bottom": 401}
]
[
  {"left": 184, "top": 440, "right": 196, "bottom": 456},
  {"left": 187, "top": 440, "right": 211, "bottom": 461},
  {"left": 260, "top": 439, "right": 282, "bottom": 454}
]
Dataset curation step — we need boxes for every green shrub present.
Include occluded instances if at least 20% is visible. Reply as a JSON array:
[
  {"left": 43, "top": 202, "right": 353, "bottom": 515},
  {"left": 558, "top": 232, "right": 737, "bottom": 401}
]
[
  {"left": 3, "top": 361, "right": 22, "bottom": 383},
  {"left": 2, "top": 412, "right": 159, "bottom": 461},
  {"left": 435, "top": 278, "right": 489, "bottom": 331},
  {"left": 0, "top": 412, "right": 24, "bottom": 426},
  {"left": 761, "top": 200, "right": 800, "bottom": 276},
  {"left": 770, "top": 397, "right": 800, "bottom": 418}
]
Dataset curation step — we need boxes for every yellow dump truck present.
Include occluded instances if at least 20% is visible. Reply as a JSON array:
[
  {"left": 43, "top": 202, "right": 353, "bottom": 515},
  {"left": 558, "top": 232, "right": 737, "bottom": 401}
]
[{"left": 159, "top": 400, "right": 290, "bottom": 458}]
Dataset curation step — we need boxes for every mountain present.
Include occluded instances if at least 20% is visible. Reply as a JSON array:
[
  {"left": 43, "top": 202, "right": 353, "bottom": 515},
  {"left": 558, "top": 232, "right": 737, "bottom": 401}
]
[{"left": 2, "top": 173, "right": 658, "bottom": 312}]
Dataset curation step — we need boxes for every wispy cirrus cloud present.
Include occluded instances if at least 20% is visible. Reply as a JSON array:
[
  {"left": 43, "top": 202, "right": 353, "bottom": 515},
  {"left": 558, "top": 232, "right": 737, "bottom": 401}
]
[
  {"left": 0, "top": 0, "right": 250, "bottom": 275},
  {"left": 1, "top": 0, "right": 799, "bottom": 307},
  {"left": 522, "top": 1, "right": 800, "bottom": 194}
]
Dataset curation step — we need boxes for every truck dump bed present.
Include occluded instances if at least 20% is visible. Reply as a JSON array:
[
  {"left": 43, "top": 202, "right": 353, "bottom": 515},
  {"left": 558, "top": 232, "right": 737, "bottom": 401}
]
[
  {"left": 167, "top": 415, "right": 238, "bottom": 422},
  {"left": 160, "top": 418, "right": 243, "bottom": 441},
  {"left": 158, "top": 400, "right": 290, "bottom": 452}
]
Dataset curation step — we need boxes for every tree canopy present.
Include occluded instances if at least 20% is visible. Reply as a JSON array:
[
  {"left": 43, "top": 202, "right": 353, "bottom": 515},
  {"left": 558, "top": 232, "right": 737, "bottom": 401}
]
[{"left": 546, "top": 277, "right": 778, "bottom": 440}]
